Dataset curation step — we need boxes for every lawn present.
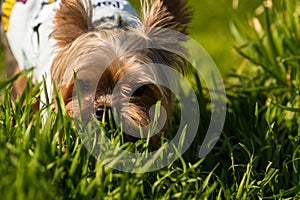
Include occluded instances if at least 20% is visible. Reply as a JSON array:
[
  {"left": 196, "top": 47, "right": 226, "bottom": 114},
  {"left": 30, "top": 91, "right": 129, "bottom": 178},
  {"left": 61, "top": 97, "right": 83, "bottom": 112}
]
[{"left": 0, "top": 0, "right": 300, "bottom": 199}]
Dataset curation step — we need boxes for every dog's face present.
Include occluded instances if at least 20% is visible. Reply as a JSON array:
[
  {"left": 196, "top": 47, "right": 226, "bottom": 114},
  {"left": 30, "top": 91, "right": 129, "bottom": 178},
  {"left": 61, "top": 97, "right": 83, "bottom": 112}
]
[{"left": 51, "top": 0, "right": 192, "bottom": 142}]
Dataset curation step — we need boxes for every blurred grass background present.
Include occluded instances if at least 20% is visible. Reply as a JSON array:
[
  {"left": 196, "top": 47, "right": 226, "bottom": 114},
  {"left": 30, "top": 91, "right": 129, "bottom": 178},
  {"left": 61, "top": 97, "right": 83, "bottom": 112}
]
[
  {"left": 0, "top": 40, "right": 4, "bottom": 71},
  {"left": 188, "top": 0, "right": 261, "bottom": 74}
]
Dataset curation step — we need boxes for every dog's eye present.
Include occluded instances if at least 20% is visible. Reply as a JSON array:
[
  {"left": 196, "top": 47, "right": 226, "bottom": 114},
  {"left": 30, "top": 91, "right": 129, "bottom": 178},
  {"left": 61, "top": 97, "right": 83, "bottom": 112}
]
[{"left": 132, "top": 85, "right": 148, "bottom": 97}]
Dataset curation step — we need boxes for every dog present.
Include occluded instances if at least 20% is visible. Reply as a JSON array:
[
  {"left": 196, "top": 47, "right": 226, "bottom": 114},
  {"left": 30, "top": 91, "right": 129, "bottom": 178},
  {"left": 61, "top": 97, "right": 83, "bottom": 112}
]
[{"left": 1, "top": 0, "right": 192, "bottom": 146}]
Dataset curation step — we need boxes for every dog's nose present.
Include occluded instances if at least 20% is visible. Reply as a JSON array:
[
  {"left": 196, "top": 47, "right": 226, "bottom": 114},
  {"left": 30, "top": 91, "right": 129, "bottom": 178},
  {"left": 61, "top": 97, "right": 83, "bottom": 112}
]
[{"left": 95, "top": 106, "right": 111, "bottom": 123}]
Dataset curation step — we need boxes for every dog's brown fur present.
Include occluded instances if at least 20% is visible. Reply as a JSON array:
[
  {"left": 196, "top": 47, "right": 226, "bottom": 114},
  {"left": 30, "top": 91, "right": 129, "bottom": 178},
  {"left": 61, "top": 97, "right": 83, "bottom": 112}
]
[
  {"left": 3, "top": 0, "right": 192, "bottom": 146},
  {"left": 0, "top": 27, "right": 27, "bottom": 100}
]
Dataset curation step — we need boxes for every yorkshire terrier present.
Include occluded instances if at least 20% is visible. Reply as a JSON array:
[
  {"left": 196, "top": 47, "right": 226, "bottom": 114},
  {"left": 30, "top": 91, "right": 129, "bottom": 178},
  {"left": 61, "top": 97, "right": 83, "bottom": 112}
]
[{"left": 1, "top": 0, "right": 192, "bottom": 146}]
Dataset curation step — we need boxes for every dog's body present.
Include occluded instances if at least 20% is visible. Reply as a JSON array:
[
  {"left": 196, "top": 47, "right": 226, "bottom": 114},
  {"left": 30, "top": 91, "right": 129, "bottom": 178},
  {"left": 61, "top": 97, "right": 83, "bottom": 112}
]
[{"left": 1, "top": 0, "right": 192, "bottom": 144}]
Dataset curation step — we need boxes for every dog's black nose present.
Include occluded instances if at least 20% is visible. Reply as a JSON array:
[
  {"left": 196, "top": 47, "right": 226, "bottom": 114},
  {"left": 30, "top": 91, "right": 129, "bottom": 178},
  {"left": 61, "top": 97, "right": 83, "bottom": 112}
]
[{"left": 95, "top": 106, "right": 111, "bottom": 123}]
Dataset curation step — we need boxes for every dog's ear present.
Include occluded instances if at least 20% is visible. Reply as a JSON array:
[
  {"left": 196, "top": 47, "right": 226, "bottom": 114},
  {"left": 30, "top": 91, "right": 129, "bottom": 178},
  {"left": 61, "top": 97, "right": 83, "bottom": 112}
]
[
  {"left": 51, "top": 0, "right": 93, "bottom": 48},
  {"left": 140, "top": 0, "right": 192, "bottom": 74},
  {"left": 142, "top": 0, "right": 192, "bottom": 34}
]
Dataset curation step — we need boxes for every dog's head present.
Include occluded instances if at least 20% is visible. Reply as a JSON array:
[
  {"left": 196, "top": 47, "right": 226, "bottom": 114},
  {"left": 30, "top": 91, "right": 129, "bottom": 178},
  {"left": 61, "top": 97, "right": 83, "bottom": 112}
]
[{"left": 51, "top": 0, "right": 192, "bottom": 143}]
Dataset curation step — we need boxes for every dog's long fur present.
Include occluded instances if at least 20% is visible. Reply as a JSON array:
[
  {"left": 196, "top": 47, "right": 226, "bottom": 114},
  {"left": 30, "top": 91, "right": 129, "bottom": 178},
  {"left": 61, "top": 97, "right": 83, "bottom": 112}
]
[{"left": 3, "top": 0, "right": 192, "bottom": 146}]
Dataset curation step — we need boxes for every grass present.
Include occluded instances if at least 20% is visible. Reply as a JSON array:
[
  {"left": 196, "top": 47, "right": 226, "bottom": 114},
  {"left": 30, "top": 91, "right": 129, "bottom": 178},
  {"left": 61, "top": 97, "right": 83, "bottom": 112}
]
[
  {"left": 1, "top": 0, "right": 300, "bottom": 199},
  {"left": 188, "top": 0, "right": 261, "bottom": 74}
]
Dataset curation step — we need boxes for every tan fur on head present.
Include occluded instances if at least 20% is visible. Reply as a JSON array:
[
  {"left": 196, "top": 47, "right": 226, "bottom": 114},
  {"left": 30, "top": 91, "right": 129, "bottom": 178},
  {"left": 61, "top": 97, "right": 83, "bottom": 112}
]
[{"left": 50, "top": 0, "right": 192, "bottom": 145}]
